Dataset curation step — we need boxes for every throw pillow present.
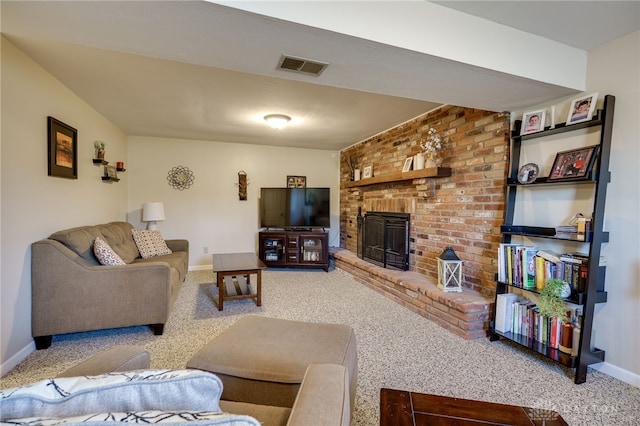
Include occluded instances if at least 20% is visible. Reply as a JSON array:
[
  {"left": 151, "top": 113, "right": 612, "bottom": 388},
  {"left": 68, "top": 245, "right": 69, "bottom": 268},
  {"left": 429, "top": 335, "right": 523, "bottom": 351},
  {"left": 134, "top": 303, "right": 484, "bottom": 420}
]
[
  {"left": 0, "top": 369, "right": 222, "bottom": 421},
  {"left": 131, "top": 229, "right": 172, "bottom": 259},
  {"left": 93, "top": 236, "right": 126, "bottom": 266},
  {"left": 10, "top": 411, "right": 261, "bottom": 425}
]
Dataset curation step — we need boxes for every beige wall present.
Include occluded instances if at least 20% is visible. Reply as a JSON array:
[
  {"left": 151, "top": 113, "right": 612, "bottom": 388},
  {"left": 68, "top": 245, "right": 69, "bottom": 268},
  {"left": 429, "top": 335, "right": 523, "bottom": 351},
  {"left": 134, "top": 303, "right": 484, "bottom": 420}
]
[
  {"left": 126, "top": 136, "right": 340, "bottom": 268},
  {"left": 0, "top": 37, "right": 128, "bottom": 373}
]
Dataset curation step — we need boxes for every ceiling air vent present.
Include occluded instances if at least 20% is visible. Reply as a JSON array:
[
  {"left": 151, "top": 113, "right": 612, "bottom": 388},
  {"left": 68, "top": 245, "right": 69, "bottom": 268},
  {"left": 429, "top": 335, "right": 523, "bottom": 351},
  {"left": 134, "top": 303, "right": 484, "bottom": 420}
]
[{"left": 277, "top": 55, "right": 328, "bottom": 76}]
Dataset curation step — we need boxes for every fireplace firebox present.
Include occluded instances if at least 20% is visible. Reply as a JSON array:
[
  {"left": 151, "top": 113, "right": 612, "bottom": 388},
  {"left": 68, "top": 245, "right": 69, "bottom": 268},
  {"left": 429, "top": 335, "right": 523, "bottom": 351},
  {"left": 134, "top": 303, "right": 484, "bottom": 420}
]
[{"left": 358, "top": 212, "right": 410, "bottom": 270}]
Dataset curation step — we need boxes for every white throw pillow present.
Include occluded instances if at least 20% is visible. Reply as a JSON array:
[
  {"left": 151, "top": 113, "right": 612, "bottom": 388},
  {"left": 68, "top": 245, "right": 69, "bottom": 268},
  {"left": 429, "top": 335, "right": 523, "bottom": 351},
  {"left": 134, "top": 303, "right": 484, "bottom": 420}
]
[
  {"left": 131, "top": 229, "right": 172, "bottom": 259},
  {"left": 0, "top": 369, "right": 222, "bottom": 421},
  {"left": 93, "top": 236, "right": 126, "bottom": 265}
]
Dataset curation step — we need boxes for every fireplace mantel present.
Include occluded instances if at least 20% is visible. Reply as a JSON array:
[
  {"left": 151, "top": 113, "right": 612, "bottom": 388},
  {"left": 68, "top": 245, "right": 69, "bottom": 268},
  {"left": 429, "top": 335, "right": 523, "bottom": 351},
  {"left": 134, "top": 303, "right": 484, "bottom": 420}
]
[{"left": 344, "top": 167, "right": 451, "bottom": 188}]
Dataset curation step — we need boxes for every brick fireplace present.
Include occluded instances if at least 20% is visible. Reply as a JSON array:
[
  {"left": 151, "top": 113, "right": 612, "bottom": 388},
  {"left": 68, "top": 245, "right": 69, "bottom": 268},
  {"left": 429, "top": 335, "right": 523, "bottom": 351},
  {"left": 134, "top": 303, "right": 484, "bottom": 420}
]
[{"left": 336, "top": 104, "right": 510, "bottom": 337}]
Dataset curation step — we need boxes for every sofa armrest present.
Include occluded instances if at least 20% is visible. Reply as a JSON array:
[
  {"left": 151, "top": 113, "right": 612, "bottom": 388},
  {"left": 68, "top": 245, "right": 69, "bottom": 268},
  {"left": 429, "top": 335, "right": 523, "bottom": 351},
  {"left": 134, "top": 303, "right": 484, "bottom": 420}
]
[
  {"left": 58, "top": 346, "right": 150, "bottom": 378},
  {"left": 165, "top": 239, "right": 189, "bottom": 253},
  {"left": 287, "top": 364, "right": 350, "bottom": 426}
]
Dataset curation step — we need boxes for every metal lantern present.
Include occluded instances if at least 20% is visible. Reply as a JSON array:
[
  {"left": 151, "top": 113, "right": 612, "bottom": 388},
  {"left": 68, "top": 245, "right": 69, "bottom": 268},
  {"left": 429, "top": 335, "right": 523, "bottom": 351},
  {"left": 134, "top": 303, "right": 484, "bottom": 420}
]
[{"left": 437, "top": 247, "right": 463, "bottom": 293}]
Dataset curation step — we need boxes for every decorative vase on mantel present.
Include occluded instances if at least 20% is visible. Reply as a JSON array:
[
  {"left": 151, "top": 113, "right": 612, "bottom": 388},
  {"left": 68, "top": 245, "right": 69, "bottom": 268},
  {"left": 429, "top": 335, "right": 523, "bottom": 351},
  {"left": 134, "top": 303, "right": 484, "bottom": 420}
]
[{"left": 425, "top": 152, "right": 442, "bottom": 168}]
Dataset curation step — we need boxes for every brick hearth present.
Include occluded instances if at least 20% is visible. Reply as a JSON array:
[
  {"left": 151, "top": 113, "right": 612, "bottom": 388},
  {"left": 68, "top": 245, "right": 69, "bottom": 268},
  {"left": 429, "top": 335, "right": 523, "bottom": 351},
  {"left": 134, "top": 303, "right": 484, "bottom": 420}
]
[{"left": 331, "top": 248, "right": 493, "bottom": 339}]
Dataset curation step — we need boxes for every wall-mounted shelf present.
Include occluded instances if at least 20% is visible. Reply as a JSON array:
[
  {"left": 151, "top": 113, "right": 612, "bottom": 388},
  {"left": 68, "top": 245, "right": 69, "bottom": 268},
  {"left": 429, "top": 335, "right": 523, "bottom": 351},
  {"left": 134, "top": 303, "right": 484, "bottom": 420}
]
[
  {"left": 345, "top": 167, "right": 451, "bottom": 188},
  {"left": 101, "top": 176, "right": 120, "bottom": 182},
  {"left": 92, "top": 159, "right": 108, "bottom": 165}
]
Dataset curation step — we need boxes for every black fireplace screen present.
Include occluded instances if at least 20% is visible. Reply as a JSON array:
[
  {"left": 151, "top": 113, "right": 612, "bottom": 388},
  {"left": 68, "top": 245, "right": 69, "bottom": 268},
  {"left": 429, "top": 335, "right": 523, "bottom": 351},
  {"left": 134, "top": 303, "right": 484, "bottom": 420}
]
[{"left": 358, "top": 212, "right": 410, "bottom": 270}]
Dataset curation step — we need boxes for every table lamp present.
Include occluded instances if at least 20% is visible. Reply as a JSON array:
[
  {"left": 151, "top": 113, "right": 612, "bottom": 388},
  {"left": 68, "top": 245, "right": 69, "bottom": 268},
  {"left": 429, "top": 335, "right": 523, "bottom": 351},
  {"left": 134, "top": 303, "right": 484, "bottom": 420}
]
[{"left": 142, "top": 202, "right": 165, "bottom": 230}]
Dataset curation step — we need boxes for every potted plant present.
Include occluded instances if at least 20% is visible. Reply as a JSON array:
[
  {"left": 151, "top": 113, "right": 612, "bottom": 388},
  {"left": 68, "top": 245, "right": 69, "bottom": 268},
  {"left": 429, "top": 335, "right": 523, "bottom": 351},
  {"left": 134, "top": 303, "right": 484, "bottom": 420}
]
[
  {"left": 94, "top": 140, "right": 105, "bottom": 160},
  {"left": 538, "top": 278, "right": 571, "bottom": 319}
]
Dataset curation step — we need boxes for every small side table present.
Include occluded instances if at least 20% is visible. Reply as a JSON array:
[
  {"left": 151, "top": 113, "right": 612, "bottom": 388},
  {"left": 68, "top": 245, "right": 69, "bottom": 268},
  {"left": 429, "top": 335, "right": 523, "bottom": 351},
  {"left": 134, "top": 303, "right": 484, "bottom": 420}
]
[{"left": 211, "top": 252, "right": 266, "bottom": 311}]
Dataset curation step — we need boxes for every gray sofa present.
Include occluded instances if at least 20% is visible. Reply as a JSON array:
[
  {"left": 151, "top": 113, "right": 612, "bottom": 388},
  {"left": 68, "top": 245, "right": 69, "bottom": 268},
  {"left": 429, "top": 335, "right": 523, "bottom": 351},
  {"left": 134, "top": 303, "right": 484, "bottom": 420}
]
[{"left": 31, "top": 221, "right": 189, "bottom": 349}]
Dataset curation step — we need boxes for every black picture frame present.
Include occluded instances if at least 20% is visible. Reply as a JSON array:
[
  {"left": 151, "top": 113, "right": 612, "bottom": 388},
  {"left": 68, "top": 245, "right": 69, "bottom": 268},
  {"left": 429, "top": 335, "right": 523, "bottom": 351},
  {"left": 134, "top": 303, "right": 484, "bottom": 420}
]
[
  {"left": 286, "top": 175, "right": 306, "bottom": 188},
  {"left": 548, "top": 145, "right": 599, "bottom": 181},
  {"left": 47, "top": 116, "right": 77, "bottom": 179}
]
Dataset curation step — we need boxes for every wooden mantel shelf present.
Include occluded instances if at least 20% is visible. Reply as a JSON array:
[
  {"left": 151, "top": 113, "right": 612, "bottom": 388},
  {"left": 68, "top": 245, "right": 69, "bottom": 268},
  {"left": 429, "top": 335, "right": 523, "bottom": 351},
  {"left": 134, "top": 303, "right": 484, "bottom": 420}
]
[{"left": 344, "top": 167, "right": 451, "bottom": 188}]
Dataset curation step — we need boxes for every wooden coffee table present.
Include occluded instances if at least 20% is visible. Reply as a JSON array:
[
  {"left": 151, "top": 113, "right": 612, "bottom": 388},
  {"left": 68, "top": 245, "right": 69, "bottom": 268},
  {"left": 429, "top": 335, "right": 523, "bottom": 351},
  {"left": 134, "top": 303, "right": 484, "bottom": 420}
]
[
  {"left": 380, "top": 388, "right": 568, "bottom": 425},
  {"left": 211, "top": 252, "right": 266, "bottom": 311}
]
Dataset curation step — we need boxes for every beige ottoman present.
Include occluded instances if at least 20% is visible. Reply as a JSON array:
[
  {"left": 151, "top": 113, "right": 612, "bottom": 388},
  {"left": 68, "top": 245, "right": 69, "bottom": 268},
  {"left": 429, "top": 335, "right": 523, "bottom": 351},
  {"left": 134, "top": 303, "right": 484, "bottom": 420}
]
[{"left": 187, "top": 315, "right": 357, "bottom": 412}]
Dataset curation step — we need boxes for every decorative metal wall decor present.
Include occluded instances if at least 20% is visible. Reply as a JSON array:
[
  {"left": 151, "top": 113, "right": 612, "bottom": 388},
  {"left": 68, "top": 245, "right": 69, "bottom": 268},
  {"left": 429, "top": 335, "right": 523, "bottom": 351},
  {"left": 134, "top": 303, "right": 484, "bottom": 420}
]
[
  {"left": 167, "top": 166, "right": 194, "bottom": 190},
  {"left": 237, "top": 170, "right": 248, "bottom": 200}
]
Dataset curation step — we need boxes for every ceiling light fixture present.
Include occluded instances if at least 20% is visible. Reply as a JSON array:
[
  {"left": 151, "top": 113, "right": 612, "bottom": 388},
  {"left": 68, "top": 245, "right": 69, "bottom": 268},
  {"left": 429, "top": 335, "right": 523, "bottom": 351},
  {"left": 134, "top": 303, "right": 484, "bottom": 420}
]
[{"left": 264, "top": 114, "right": 291, "bottom": 129}]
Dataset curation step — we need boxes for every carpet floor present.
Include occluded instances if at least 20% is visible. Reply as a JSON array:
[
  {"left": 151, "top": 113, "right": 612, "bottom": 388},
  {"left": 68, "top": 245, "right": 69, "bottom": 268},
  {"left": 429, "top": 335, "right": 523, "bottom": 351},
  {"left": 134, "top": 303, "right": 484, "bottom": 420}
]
[{"left": 2, "top": 268, "right": 638, "bottom": 425}]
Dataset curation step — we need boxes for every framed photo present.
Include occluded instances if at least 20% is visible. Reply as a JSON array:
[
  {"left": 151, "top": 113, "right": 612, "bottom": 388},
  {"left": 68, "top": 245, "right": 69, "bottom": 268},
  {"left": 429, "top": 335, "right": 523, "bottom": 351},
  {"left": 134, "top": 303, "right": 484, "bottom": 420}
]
[
  {"left": 362, "top": 165, "right": 373, "bottom": 179},
  {"left": 286, "top": 175, "right": 306, "bottom": 188},
  {"left": 105, "top": 165, "right": 118, "bottom": 179},
  {"left": 548, "top": 145, "right": 599, "bottom": 181},
  {"left": 402, "top": 157, "right": 413, "bottom": 172},
  {"left": 567, "top": 92, "right": 598, "bottom": 125},
  {"left": 520, "top": 110, "right": 545, "bottom": 135},
  {"left": 47, "top": 116, "right": 77, "bottom": 179},
  {"left": 517, "top": 163, "right": 539, "bottom": 184}
]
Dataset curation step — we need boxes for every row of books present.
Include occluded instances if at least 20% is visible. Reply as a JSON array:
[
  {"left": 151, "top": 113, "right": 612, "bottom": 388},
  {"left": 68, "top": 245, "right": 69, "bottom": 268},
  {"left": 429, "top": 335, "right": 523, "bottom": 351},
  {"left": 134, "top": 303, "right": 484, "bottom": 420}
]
[
  {"left": 495, "top": 293, "right": 582, "bottom": 354},
  {"left": 497, "top": 245, "right": 599, "bottom": 294}
]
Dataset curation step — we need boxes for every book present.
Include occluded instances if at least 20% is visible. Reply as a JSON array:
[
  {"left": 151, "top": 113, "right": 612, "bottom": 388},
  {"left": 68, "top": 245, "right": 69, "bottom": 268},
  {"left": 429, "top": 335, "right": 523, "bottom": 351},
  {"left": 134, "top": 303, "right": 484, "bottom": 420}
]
[
  {"left": 522, "top": 247, "right": 538, "bottom": 290},
  {"left": 536, "top": 249, "right": 562, "bottom": 263},
  {"left": 535, "top": 256, "right": 546, "bottom": 290},
  {"left": 495, "top": 293, "right": 520, "bottom": 333}
]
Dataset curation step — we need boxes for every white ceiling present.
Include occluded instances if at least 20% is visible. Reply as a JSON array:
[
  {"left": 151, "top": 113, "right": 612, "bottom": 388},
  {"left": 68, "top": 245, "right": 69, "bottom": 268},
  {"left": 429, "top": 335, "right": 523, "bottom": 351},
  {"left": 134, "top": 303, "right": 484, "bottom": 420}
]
[{"left": 2, "top": 1, "right": 638, "bottom": 151}]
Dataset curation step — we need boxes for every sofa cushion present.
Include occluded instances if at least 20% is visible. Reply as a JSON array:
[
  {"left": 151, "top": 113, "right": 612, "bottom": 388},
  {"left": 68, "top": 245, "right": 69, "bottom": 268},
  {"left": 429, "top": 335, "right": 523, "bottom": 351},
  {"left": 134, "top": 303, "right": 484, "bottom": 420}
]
[
  {"left": 10, "top": 411, "right": 261, "bottom": 425},
  {"left": 0, "top": 369, "right": 222, "bottom": 421},
  {"left": 97, "top": 222, "right": 140, "bottom": 263},
  {"left": 94, "top": 237, "right": 126, "bottom": 266},
  {"left": 49, "top": 226, "right": 104, "bottom": 265},
  {"left": 132, "top": 229, "right": 173, "bottom": 259}
]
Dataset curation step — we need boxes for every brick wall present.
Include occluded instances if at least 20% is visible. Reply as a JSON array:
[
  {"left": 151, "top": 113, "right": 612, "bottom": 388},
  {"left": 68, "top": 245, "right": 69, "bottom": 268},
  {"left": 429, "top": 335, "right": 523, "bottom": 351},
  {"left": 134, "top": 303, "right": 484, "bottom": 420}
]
[{"left": 340, "top": 105, "right": 510, "bottom": 296}]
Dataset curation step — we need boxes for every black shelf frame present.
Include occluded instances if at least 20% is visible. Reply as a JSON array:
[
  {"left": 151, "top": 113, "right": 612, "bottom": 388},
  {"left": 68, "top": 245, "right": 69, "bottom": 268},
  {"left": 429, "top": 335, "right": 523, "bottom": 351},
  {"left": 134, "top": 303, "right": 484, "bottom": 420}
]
[{"left": 491, "top": 95, "right": 615, "bottom": 384}]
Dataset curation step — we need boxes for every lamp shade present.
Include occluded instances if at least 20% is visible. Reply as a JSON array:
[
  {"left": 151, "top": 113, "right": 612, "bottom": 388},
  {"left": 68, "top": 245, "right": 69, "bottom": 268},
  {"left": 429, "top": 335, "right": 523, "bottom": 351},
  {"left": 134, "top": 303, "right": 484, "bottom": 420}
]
[{"left": 142, "top": 202, "right": 165, "bottom": 222}]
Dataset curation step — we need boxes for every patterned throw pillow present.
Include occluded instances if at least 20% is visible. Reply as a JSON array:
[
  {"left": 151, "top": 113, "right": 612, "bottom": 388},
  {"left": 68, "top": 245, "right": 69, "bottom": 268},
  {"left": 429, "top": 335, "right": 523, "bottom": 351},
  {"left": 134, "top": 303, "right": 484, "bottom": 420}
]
[
  {"left": 9, "top": 411, "right": 261, "bottom": 425},
  {"left": 0, "top": 369, "right": 222, "bottom": 421},
  {"left": 131, "top": 229, "right": 172, "bottom": 259},
  {"left": 93, "top": 236, "right": 126, "bottom": 265}
]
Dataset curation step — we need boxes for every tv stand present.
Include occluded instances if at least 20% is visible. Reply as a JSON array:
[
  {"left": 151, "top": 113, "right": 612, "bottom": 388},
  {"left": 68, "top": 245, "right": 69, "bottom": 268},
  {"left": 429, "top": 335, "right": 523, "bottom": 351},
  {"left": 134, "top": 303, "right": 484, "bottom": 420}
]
[{"left": 259, "top": 230, "right": 329, "bottom": 271}]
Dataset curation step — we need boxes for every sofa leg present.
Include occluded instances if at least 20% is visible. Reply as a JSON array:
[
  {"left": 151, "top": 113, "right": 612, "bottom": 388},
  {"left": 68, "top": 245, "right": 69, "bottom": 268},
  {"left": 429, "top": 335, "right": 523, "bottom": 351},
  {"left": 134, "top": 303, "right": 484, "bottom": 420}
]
[
  {"left": 149, "top": 324, "right": 164, "bottom": 335},
  {"left": 34, "top": 335, "right": 52, "bottom": 350}
]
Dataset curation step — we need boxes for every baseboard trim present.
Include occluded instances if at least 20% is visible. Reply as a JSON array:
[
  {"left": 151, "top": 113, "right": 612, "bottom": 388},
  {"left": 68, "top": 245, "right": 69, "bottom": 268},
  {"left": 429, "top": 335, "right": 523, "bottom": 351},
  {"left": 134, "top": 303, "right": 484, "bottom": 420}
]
[
  {"left": 188, "top": 264, "right": 212, "bottom": 272},
  {"left": 590, "top": 362, "right": 640, "bottom": 388},
  {"left": 1, "top": 340, "right": 35, "bottom": 377}
]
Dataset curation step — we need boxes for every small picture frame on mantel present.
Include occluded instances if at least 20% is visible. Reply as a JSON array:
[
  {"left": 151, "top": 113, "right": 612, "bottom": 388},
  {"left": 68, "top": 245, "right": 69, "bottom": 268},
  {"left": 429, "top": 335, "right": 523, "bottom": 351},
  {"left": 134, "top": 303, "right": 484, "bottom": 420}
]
[
  {"left": 362, "top": 165, "right": 373, "bottom": 179},
  {"left": 402, "top": 157, "right": 413, "bottom": 172}
]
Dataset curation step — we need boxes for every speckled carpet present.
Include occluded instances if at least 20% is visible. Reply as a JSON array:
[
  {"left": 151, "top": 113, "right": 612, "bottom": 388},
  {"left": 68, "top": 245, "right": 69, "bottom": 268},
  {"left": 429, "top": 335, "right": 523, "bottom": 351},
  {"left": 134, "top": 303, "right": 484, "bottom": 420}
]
[{"left": 2, "top": 268, "right": 638, "bottom": 425}]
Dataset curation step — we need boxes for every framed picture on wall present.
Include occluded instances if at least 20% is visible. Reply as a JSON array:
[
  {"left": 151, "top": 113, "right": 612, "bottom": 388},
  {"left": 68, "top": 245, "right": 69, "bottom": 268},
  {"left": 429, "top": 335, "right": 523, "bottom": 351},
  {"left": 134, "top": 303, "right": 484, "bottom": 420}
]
[
  {"left": 287, "top": 175, "right": 306, "bottom": 188},
  {"left": 363, "top": 165, "right": 373, "bottom": 179},
  {"left": 47, "top": 116, "right": 77, "bottom": 179}
]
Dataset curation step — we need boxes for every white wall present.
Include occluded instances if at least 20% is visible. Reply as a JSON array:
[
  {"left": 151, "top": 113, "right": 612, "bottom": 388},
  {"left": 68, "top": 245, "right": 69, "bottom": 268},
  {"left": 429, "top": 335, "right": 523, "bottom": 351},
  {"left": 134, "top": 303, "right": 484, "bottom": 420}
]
[
  {"left": 585, "top": 31, "right": 640, "bottom": 386},
  {"left": 511, "top": 31, "right": 640, "bottom": 386},
  {"left": 126, "top": 136, "right": 340, "bottom": 268},
  {"left": 0, "top": 37, "right": 128, "bottom": 373}
]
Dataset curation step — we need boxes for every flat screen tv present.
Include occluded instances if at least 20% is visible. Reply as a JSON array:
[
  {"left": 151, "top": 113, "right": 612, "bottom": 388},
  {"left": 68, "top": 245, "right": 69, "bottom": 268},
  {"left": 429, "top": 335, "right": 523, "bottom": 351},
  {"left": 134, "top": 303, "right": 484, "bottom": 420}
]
[{"left": 260, "top": 187, "right": 330, "bottom": 229}]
